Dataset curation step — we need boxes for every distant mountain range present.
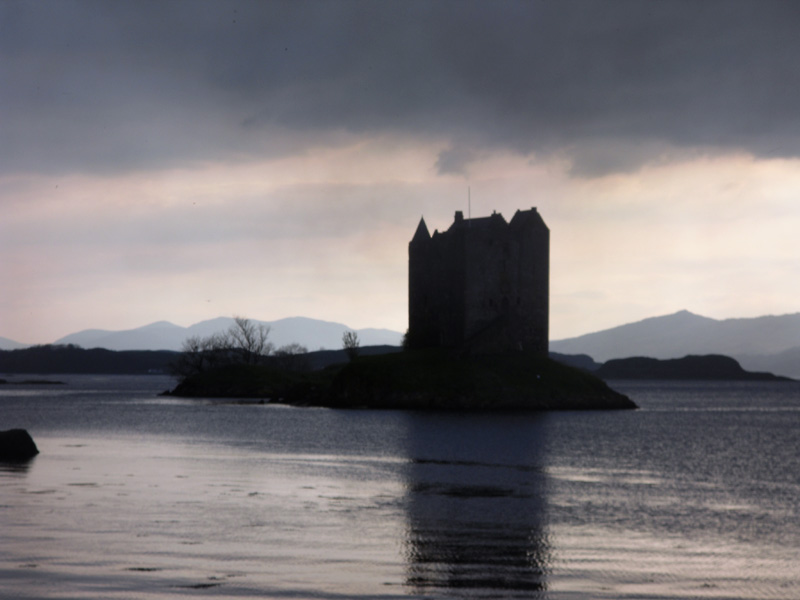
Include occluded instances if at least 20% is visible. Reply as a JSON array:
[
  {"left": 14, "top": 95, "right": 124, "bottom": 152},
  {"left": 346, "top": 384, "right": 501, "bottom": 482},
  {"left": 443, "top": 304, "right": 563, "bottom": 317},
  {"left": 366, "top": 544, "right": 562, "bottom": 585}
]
[
  {"left": 0, "top": 317, "right": 403, "bottom": 353},
  {"left": 550, "top": 310, "right": 800, "bottom": 378}
]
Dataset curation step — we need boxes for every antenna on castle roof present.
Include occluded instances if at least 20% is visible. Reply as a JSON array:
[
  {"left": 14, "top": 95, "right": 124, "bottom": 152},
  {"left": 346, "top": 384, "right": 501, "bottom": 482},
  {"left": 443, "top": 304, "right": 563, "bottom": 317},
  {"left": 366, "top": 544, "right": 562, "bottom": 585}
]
[{"left": 468, "top": 185, "right": 471, "bottom": 222}]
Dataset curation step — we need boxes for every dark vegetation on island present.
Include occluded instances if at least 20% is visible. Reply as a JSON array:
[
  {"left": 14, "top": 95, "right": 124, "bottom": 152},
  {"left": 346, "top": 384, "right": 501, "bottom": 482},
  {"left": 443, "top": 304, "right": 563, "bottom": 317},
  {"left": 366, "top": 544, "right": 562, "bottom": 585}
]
[
  {"left": 325, "top": 349, "right": 636, "bottom": 410},
  {"left": 167, "top": 349, "right": 636, "bottom": 410}
]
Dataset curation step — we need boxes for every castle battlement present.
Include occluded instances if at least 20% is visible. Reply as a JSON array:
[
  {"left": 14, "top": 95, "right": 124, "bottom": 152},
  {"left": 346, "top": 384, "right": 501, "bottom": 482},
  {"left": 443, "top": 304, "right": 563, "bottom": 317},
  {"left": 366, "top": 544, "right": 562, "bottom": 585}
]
[{"left": 408, "top": 208, "right": 549, "bottom": 354}]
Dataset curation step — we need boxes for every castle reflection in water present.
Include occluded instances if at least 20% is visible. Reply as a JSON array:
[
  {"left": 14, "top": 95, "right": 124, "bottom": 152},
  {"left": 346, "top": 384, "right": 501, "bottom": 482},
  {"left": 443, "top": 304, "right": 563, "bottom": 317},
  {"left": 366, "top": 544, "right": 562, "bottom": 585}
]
[{"left": 400, "top": 412, "right": 551, "bottom": 596}]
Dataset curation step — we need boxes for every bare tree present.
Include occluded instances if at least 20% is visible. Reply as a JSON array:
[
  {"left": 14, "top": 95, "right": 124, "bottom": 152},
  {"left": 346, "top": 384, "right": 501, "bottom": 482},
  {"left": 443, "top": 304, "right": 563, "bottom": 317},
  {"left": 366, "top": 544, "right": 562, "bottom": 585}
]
[
  {"left": 226, "top": 316, "right": 273, "bottom": 365},
  {"left": 170, "top": 317, "right": 274, "bottom": 380},
  {"left": 342, "top": 330, "right": 360, "bottom": 361}
]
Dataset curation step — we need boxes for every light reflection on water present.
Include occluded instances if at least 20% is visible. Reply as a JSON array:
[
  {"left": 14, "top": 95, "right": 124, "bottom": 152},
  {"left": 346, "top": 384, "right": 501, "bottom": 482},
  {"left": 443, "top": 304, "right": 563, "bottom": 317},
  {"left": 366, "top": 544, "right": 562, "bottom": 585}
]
[{"left": 1, "top": 376, "right": 799, "bottom": 598}]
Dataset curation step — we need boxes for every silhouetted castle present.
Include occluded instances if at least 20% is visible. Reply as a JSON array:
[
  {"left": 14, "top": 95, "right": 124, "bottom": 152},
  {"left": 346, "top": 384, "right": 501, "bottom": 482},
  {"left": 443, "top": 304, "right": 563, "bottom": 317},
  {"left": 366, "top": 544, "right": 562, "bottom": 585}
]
[{"left": 408, "top": 208, "right": 549, "bottom": 354}]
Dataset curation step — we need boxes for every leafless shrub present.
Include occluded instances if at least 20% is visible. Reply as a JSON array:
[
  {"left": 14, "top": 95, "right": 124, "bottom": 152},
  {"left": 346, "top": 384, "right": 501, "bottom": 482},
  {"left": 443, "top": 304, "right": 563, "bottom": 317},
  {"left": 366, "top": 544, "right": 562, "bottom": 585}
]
[{"left": 342, "top": 330, "right": 360, "bottom": 361}]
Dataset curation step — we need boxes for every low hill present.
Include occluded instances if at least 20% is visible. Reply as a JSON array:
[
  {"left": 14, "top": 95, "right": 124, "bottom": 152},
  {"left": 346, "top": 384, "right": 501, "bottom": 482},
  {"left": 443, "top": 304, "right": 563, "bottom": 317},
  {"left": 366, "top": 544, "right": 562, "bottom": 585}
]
[{"left": 595, "top": 354, "right": 792, "bottom": 381}]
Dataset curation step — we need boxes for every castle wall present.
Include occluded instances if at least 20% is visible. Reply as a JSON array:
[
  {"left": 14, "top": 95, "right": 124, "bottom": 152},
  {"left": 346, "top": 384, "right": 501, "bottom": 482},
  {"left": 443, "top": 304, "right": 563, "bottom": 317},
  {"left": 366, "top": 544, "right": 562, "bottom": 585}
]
[
  {"left": 462, "top": 214, "right": 513, "bottom": 340},
  {"left": 409, "top": 220, "right": 465, "bottom": 347}
]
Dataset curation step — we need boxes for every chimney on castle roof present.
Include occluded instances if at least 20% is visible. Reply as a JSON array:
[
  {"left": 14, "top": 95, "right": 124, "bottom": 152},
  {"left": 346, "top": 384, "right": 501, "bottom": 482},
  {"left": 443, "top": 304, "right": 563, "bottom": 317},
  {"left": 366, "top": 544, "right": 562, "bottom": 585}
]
[{"left": 454, "top": 210, "right": 464, "bottom": 223}]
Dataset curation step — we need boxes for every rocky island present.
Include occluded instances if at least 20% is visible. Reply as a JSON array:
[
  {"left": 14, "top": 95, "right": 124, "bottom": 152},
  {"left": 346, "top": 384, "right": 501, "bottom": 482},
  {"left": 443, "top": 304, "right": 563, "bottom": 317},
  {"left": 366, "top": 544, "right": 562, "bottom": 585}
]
[{"left": 167, "top": 349, "right": 636, "bottom": 410}]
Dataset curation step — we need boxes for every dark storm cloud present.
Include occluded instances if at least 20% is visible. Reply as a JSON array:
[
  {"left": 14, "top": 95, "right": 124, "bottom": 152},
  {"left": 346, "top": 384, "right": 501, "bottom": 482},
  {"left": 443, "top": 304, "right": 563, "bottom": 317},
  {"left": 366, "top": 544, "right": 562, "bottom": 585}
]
[{"left": 3, "top": 0, "right": 800, "bottom": 176}]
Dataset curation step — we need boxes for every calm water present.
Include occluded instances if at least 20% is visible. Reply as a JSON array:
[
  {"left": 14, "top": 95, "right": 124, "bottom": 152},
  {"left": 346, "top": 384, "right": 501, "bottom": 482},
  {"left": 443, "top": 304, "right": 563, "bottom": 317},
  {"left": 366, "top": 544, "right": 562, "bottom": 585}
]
[{"left": 1, "top": 375, "right": 799, "bottom": 599}]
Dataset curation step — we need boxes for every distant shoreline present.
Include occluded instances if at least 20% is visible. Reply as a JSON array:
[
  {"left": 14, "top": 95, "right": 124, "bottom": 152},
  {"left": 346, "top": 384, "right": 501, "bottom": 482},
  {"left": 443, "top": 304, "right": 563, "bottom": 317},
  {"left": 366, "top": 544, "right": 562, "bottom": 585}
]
[
  {"left": 0, "top": 378, "right": 65, "bottom": 385},
  {"left": 2, "top": 345, "right": 791, "bottom": 383},
  {"left": 593, "top": 354, "right": 793, "bottom": 381}
]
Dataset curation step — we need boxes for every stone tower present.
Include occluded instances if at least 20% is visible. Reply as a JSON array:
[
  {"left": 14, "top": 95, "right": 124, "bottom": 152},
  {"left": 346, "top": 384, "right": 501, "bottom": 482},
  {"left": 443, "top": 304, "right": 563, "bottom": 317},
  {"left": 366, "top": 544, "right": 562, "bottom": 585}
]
[{"left": 408, "top": 208, "right": 549, "bottom": 355}]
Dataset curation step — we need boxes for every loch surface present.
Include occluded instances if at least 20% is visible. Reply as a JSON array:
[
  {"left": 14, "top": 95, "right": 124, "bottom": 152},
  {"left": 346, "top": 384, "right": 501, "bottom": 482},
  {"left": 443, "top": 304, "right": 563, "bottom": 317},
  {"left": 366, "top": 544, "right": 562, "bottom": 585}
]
[{"left": 2, "top": 375, "right": 799, "bottom": 599}]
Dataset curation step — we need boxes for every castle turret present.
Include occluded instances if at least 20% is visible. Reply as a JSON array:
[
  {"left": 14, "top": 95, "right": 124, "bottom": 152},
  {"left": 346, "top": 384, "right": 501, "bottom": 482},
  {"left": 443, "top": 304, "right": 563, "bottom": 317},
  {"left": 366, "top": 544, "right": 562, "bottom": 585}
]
[{"left": 410, "top": 217, "right": 431, "bottom": 244}]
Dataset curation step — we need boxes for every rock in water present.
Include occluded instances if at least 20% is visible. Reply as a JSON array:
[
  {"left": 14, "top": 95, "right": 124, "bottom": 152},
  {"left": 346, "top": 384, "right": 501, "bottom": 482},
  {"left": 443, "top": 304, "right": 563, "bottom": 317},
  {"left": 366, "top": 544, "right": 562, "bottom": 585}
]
[{"left": 0, "top": 429, "right": 39, "bottom": 460}]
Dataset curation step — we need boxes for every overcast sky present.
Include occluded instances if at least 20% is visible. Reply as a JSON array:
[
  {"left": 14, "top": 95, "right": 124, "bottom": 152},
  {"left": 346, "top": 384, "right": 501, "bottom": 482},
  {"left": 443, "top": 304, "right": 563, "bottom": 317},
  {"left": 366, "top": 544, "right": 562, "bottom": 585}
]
[{"left": 3, "top": 0, "right": 800, "bottom": 344}]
